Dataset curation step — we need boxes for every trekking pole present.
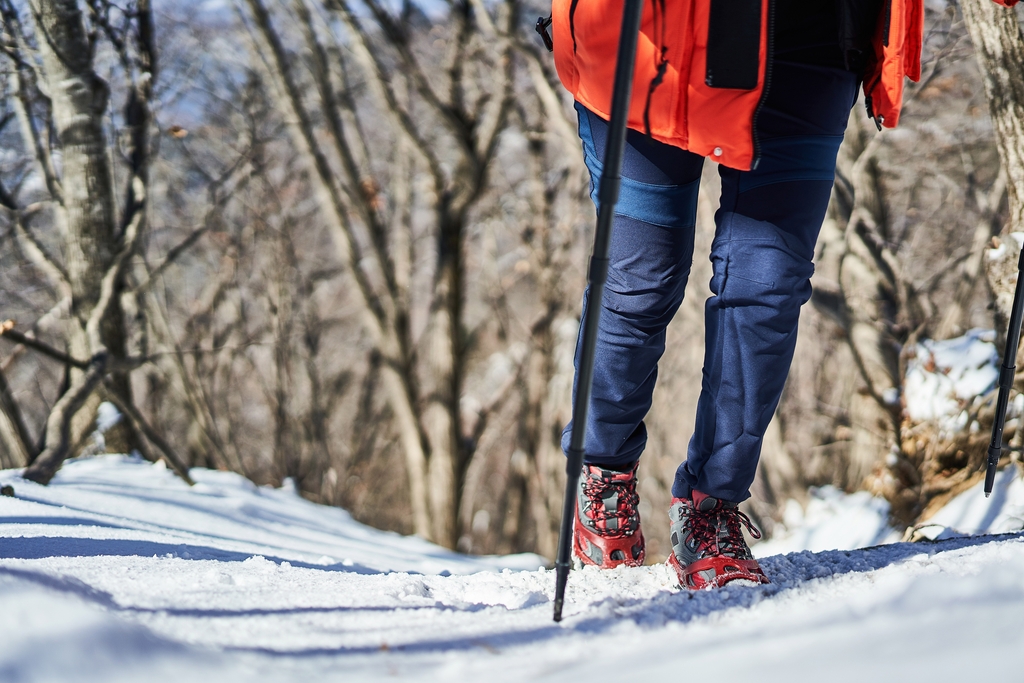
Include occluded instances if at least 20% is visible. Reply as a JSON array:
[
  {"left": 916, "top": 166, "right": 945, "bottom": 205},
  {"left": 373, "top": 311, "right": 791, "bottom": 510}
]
[
  {"left": 552, "top": 0, "right": 644, "bottom": 623},
  {"left": 985, "top": 248, "right": 1024, "bottom": 497}
]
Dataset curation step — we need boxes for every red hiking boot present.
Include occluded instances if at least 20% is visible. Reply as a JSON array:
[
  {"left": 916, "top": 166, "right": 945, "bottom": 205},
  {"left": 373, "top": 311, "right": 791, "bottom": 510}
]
[
  {"left": 667, "top": 490, "right": 769, "bottom": 589},
  {"left": 572, "top": 463, "right": 645, "bottom": 568}
]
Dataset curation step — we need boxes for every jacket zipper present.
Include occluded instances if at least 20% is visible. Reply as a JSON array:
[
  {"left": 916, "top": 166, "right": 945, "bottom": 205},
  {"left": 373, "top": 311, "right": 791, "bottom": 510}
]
[
  {"left": 643, "top": 0, "right": 669, "bottom": 137},
  {"left": 750, "top": 0, "right": 775, "bottom": 170},
  {"left": 569, "top": 0, "right": 581, "bottom": 53}
]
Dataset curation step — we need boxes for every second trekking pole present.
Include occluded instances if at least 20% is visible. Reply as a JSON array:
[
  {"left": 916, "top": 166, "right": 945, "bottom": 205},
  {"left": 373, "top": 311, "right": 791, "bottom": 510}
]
[
  {"left": 985, "top": 248, "right": 1024, "bottom": 497},
  {"left": 552, "top": 0, "right": 645, "bottom": 623}
]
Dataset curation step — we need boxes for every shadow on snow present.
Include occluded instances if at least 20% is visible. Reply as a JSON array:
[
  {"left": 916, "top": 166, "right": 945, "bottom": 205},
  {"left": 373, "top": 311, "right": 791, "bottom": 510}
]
[
  {"left": 3, "top": 485, "right": 474, "bottom": 569},
  {"left": 0, "top": 536, "right": 378, "bottom": 574}
]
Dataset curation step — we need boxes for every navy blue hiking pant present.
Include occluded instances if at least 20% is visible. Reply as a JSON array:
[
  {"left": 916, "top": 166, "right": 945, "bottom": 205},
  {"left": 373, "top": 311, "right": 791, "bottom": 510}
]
[{"left": 562, "top": 12, "right": 860, "bottom": 503}]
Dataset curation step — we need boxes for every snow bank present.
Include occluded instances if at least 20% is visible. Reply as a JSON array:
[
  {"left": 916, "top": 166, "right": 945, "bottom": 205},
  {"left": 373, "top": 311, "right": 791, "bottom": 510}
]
[
  {"left": 0, "top": 575, "right": 218, "bottom": 682},
  {"left": 0, "top": 454, "right": 541, "bottom": 576},
  {"left": 2, "top": 456, "right": 1024, "bottom": 682},
  {"left": 754, "top": 465, "right": 1024, "bottom": 548},
  {"left": 914, "top": 465, "right": 1024, "bottom": 540}
]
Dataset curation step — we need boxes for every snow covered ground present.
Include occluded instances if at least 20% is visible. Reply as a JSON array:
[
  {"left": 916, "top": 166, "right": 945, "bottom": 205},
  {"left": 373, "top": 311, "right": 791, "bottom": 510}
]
[{"left": 3, "top": 455, "right": 1024, "bottom": 682}]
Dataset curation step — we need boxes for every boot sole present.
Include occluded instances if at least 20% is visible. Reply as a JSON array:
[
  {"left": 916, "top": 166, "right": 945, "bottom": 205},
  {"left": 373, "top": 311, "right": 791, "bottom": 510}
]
[{"left": 667, "top": 552, "right": 770, "bottom": 590}]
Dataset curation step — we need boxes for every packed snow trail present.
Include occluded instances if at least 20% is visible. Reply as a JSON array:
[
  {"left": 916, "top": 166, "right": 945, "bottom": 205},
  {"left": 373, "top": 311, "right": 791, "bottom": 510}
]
[{"left": 1, "top": 456, "right": 1023, "bottom": 682}]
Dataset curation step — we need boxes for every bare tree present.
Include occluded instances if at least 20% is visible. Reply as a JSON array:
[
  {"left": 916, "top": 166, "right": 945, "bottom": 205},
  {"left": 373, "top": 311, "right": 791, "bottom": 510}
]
[
  {"left": 231, "top": 0, "right": 589, "bottom": 548},
  {"left": 960, "top": 0, "right": 1024, "bottom": 234},
  {"left": 0, "top": 0, "right": 146, "bottom": 480},
  {"left": 0, "top": 0, "right": 241, "bottom": 484}
]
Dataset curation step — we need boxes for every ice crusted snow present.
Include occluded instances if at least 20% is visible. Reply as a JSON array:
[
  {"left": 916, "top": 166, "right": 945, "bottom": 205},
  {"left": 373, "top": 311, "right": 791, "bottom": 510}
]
[{"left": 3, "top": 455, "right": 1024, "bottom": 682}]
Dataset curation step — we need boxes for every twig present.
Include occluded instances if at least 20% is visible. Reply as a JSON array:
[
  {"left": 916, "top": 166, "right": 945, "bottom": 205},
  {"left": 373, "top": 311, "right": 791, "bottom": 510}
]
[
  {"left": 0, "top": 0, "right": 64, "bottom": 203},
  {"left": 0, "top": 320, "right": 161, "bottom": 375},
  {"left": 7, "top": 210, "right": 71, "bottom": 295}
]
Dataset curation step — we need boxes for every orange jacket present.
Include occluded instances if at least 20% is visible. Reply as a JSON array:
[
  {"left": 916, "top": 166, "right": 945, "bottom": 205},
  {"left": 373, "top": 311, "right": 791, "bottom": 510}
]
[{"left": 553, "top": 0, "right": 1019, "bottom": 171}]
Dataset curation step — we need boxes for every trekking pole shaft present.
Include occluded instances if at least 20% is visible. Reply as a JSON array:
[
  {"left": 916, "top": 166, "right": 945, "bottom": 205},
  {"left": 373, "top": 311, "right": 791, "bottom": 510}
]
[
  {"left": 986, "top": 248, "right": 1024, "bottom": 497},
  {"left": 553, "top": 0, "right": 644, "bottom": 623}
]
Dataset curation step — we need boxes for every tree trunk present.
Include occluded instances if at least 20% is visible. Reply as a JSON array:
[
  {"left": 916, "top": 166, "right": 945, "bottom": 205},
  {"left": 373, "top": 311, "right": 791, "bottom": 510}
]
[
  {"left": 0, "top": 367, "right": 33, "bottom": 467},
  {"left": 420, "top": 227, "right": 464, "bottom": 549},
  {"left": 960, "top": 0, "right": 1024, "bottom": 234},
  {"left": 28, "top": 0, "right": 135, "bottom": 454},
  {"left": 30, "top": 0, "right": 116, "bottom": 320}
]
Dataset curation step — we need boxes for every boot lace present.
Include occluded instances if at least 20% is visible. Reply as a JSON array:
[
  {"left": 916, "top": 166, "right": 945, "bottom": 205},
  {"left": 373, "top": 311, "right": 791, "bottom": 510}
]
[
  {"left": 682, "top": 503, "right": 762, "bottom": 559},
  {"left": 681, "top": 506, "right": 719, "bottom": 555},
  {"left": 581, "top": 473, "right": 640, "bottom": 538},
  {"left": 714, "top": 506, "right": 762, "bottom": 559}
]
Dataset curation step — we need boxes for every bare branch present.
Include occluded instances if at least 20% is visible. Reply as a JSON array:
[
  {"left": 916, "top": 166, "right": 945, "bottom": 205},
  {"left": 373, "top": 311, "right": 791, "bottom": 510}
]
[
  {"left": 934, "top": 165, "right": 1008, "bottom": 338},
  {"left": 292, "top": 0, "right": 400, "bottom": 304},
  {"left": 133, "top": 162, "right": 253, "bottom": 295},
  {"left": 22, "top": 356, "right": 106, "bottom": 483},
  {"left": 0, "top": 320, "right": 88, "bottom": 368},
  {"left": 100, "top": 380, "right": 194, "bottom": 485},
  {"left": 239, "top": 0, "right": 392, "bottom": 338},
  {"left": 0, "top": 0, "right": 64, "bottom": 203},
  {"left": 7, "top": 209, "right": 71, "bottom": 294},
  {"left": 330, "top": 0, "right": 475, "bottom": 165},
  {"left": 0, "top": 296, "right": 71, "bottom": 373},
  {"left": 326, "top": 0, "right": 445, "bottom": 188},
  {"left": 86, "top": 177, "right": 147, "bottom": 352}
]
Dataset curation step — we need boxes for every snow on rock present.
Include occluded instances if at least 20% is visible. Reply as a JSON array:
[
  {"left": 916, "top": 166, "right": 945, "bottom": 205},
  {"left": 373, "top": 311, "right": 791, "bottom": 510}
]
[
  {"left": 903, "top": 328, "right": 998, "bottom": 432},
  {"left": 986, "top": 231, "right": 1024, "bottom": 262},
  {"left": 754, "top": 486, "right": 900, "bottom": 557},
  {"left": 2, "top": 455, "right": 1024, "bottom": 682}
]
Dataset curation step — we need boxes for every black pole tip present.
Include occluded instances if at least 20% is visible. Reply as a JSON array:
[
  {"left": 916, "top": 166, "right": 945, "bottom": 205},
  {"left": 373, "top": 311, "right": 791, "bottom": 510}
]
[
  {"left": 985, "top": 466, "right": 997, "bottom": 498},
  {"left": 984, "top": 445, "right": 1000, "bottom": 497},
  {"left": 553, "top": 563, "right": 570, "bottom": 622}
]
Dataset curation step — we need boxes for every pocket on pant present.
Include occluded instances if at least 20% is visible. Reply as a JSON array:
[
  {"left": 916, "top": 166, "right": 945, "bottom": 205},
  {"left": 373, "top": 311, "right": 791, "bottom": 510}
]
[{"left": 711, "top": 233, "right": 813, "bottom": 308}]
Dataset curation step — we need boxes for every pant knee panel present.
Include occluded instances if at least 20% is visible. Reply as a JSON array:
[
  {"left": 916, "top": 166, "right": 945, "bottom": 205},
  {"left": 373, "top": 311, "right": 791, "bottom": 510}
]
[{"left": 710, "top": 213, "right": 814, "bottom": 309}]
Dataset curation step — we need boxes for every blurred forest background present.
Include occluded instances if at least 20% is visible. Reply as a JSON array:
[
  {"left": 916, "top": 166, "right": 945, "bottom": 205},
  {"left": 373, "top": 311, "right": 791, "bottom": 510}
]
[{"left": 0, "top": 0, "right": 1023, "bottom": 561}]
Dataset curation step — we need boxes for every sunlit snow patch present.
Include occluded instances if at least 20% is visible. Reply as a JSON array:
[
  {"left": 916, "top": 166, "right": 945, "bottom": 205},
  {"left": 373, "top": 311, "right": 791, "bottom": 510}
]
[
  {"left": 754, "top": 486, "right": 900, "bottom": 557},
  {"left": 903, "top": 328, "right": 998, "bottom": 433},
  {"left": 985, "top": 231, "right": 1024, "bottom": 262}
]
